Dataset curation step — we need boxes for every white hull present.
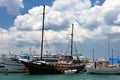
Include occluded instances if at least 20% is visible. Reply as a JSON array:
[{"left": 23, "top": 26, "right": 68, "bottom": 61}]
[
  {"left": 0, "top": 63, "right": 5, "bottom": 72},
  {"left": 0, "top": 67, "right": 5, "bottom": 72},
  {"left": 4, "top": 61, "right": 28, "bottom": 73},
  {"left": 86, "top": 67, "right": 120, "bottom": 74}
]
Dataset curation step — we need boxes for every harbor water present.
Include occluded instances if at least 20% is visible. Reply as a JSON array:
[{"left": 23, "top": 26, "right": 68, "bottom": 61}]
[{"left": 0, "top": 73, "right": 120, "bottom": 80}]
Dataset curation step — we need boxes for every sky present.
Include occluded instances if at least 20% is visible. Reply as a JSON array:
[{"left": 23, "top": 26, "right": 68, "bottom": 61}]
[{"left": 0, "top": 0, "right": 120, "bottom": 59}]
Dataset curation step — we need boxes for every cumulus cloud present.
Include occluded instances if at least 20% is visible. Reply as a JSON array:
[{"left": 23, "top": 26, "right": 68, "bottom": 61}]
[
  {"left": 0, "top": 0, "right": 24, "bottom": 15},
  {"left": 0, "top": 28, "right": 10, "bottom": 54},
  {"left": 0, "top": 0, "right": 120, "bottom": 54},
  {"left": 114, "top": 15, "right": 120, "bottom": 25},
  {"left": 7, "top": 0, "right": 120, "bottom": 45},
  {"left": 0, "top": 28, "right": 9, "bottom": 40}
]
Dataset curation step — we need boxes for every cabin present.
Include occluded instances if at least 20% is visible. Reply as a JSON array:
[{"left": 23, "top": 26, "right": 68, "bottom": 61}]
[
  {"left": 95, "top": 60, "right": 109, "bottom": 68},
  {"left": 94, "top": 59, "right": 119, "bottom": 68}
]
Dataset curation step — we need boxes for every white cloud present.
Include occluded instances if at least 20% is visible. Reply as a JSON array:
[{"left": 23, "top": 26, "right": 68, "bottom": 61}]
[
  {"left": 0, "top": 28, "right": 9, "bottom": 40},
  {"left": 0, "top": 28, "right": 10, "bottom": 54},
  {"left": 114, "top": 15, "right": 120, "bottom": 25},
  {"left": 0, "top": 0, "right": 24, "bottom": 15},
  {"left": 52, "top": 0, "right": 91, "bottom": 11},
  {"left": 1, "top": 0, "right": 120, "bottom": 55},
  {"left": 7, "top": 0, "right": 120, "bottom": 44}
]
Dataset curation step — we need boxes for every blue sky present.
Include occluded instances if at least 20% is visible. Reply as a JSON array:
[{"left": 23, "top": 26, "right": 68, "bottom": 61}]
[
  {"left": 0, "top": 0, "right": 120, "bottom": 59},
  {"left": 0, "top": 0, "right": 55, "bottom": 29}
]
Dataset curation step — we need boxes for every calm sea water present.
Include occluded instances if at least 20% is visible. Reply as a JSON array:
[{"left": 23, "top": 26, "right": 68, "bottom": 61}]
[{"left": 0, "top": 72, "right": 120, "bottom": 80}]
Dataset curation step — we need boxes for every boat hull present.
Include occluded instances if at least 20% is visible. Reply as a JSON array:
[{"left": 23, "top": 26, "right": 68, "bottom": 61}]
[
  {"left": 21, "top": 61, "right": 85, "bottom": 74},
  {"left": 29, "top": 64, "right": 62, "bottom": 74},
  {"left": 0, "top": 66, "right": 5, "bottom": 72},
  {"left": 4, "top": 61, "right": 28, "bottom": 73},
  {"left": 22, "top": 61, "right": 63, "bottom": 74},
  {"left": 86, "top": 67, "right": 120, "bottom": 74}
]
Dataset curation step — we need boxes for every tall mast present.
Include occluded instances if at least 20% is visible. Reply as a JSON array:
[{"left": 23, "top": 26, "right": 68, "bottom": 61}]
[
  {"left": 71, "top": 24, "right": 74, "bottom": 56},
  {"left": 41, "top": 5, "right": 45, "bottom": 60},
  {"left": 108, "top": 37, "right": 110, "bottom": 60},
  {"left": 93, "top": 49, "right": 95, "bottom": 64},
  {"left": 112, "top": 49, "right": 113, "bottom": 65}
]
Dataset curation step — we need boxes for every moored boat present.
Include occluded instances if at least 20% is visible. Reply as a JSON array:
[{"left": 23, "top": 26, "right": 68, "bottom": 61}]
[
  {"left": 86, "top": 60, "right": 120, "bottom": 74},
  {"left": 1, "top": 53, "right": 30, "bottom": 73},
  {"left": 20, "top": 5, "right": 85, "bottom": 75},
  {"left": 4, "top": 59, "right": 28, "bottom": 73},
  {"left": 21, "top": 55, "right": 85, "bottom": 74}
]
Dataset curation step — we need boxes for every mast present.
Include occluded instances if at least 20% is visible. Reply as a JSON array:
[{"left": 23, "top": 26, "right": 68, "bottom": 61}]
[
  {"left": 71, "top": 24, "right": 74, "bottom": 56},
  {"left": 40, "top": 5, "right": 45, "bottom": 60},
  {"left": 92, "top": 49, "right": 96, "bottom": 68},
  {"left": 112, "top": 49, "right": 113, "bottom": 65},
  {"left": 108, "top": 37, "right": 110, "bottom": 60},
  {"left": 93, "top": 49, "right": 95, "bottom": 64}
]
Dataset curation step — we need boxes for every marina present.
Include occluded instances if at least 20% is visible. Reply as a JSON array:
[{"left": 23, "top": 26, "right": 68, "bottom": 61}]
[{"left": 0, "top": 0, "right": 120, "bottom": 80}]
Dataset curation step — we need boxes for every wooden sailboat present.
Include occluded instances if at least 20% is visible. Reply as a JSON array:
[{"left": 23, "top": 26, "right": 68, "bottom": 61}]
[{"left": 20, "top": 5, "right": 85, "bottom": 74}]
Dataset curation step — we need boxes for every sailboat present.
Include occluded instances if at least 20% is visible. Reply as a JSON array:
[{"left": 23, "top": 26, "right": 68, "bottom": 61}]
[
  {"left": 86, "top": 59, "right": 120, "bottom": 74},
  {"left": 20, "top": 5, "right": 85, "bottom": 74},
  {"left": 86, "top": 49, "right": 120, "bottom": 74}
]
